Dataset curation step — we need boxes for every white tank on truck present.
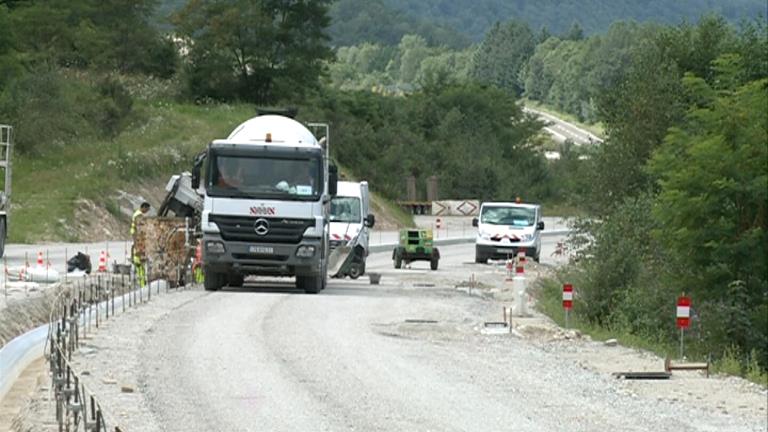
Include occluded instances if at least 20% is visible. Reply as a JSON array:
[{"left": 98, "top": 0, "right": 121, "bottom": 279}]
[
  {"left": 328, "top": 181, "right": 375, "bottom": 279},
  {"left": 191, "top": 111, "right": 338, "bottom": 293}
]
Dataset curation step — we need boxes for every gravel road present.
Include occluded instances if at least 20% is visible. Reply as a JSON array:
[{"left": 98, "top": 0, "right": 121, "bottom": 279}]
[{"left": 13, "top": 237, "right": 767, "bottom": 432}]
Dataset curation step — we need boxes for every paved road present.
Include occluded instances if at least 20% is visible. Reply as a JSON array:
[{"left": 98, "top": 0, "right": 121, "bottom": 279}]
[
  {"left": 2, "top": 215, "right": 570, "bottom": 274},
  {"left": 128, "top": 236, "right": 760, "bottom": 432},
  {"left": 524, "top": 107, "right": 603, "bottom": 146}
]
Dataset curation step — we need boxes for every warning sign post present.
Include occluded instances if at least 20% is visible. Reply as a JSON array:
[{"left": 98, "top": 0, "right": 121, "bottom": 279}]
[
  {"left": 677, "top": 295, "right": 691, "bottom": 359},
  {"left": 563, "top": 284, "right": 573, "bottom": 328}
]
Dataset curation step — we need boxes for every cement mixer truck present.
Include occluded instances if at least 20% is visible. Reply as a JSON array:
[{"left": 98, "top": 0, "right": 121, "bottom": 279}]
[{"left": 189, "top": 110, "right": 338, "bottom": 293}]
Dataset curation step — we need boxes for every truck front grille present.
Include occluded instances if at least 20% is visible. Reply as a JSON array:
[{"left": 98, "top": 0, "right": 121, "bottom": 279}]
[{"left": 209, "top": 215, "right": 314, "bottom": 244}]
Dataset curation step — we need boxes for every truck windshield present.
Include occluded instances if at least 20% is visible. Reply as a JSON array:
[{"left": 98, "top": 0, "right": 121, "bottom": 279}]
[
  {"left": 330, "top": 197, "right": 361, "bottom": 223},
  {"left": 208, "top": 154, "right": 322, "bottom": 200},
  {"left": 481, "top": 206, "right": 535, "bottom": 226}
]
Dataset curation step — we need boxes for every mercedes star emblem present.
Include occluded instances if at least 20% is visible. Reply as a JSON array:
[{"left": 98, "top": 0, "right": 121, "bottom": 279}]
[{"left": 254, "top": 218, "right": 270, "bottom": 236}]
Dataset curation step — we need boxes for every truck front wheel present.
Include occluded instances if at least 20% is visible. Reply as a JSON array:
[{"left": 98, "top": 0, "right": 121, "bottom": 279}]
[
  {"left": 297, "top": 274, "right": 323, "bottom": 294},
  {"left": 204, "top": 267, "right": 224, "bottom": 291}
]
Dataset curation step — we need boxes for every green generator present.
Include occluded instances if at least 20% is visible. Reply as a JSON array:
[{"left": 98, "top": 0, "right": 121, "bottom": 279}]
[{"left": 392, "top": 229, "right": 440, "bottom": 270}]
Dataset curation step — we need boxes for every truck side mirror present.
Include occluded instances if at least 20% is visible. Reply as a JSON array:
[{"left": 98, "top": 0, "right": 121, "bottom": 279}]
[
  {"left": 191, "top": 165, "right": 201, "bottom": 190},
  {"left": 365, "top": 214, "right": 375, "bottom": 228},
  {"left": 328, "top": 164, "right": 338, "bottom": 196},
  {"left": 537, "top": 221, "right": 545, "bottom": 230},
  {"left": 191, "top": 151, "right": 206, "bottom": 190},
  {"left": 472, "top": 217, "right": 479, "bottom": 227}
]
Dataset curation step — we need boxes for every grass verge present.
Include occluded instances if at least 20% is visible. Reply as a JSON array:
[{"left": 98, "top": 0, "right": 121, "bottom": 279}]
[{"left": 533, "top": 276, "right": 768, "bottom": 388}]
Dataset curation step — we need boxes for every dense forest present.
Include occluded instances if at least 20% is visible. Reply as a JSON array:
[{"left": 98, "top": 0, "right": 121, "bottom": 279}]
[{"left": 0, "top": 0, "right": 765, "bottom": 380}]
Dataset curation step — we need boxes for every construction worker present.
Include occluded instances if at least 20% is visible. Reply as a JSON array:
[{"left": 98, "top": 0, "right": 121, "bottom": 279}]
[{"left": 131, "top": 202, "right": 150, "bottom": 287}]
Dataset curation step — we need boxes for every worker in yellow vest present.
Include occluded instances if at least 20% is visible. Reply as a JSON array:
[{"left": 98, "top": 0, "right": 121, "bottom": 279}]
[{"left": 131, "top": 202, "right": 151, "bottom": 286}]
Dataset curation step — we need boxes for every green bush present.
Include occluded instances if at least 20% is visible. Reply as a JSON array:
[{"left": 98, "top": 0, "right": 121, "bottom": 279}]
[{"left": 0, "top": 69, "right": 135, "bottom": 155}]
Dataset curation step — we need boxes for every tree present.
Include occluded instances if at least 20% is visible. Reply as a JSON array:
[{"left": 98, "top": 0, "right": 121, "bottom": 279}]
[
  {"left": 8, "top": 0, "right": 175, "bottom": 75},
  {"left": 0, "top": 5, "right": 21, "bottom": 92},
  {"left": 471, "top": 20, "right": 535, "bottom": 95},
  {"left": 174, "top": 0, "right": 333, "bottom": 103},
  {"left": 563, "top": 22, "right": 584, "bottom": 41},
  {"left": 648, "top": 62, "right": 767, "bottom": 360}
]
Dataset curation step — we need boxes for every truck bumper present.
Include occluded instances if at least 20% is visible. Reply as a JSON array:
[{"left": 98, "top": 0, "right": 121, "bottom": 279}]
[{"left": 203, "top": 234, "right": 323, "bottom": 277}]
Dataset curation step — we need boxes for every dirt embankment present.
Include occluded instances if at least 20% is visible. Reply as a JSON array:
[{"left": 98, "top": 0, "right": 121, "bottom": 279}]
[{"left": 71, "top": 180, "right": 169, "bottom": 242}]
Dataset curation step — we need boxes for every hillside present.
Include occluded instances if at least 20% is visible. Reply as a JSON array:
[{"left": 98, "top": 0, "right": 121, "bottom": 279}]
[
  {"left": 334, "top": 0, "right": 765, "bottom": 44},
  {"left": 10, "top": 98, "right": 413, "bottom": 243}
]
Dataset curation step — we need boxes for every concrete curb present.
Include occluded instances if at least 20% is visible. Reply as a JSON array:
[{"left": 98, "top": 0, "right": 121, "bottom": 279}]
[
  {"left": 0, "top": 282, "right": 158, "bottom": 402},
  {"left": 0, "top": 323, "right": 49, "bottom": 402}
]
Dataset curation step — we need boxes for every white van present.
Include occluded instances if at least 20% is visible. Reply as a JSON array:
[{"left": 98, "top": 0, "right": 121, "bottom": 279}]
[
  {"left": 472, "top": 201, "right": 544, "bottom": 263},
  {"left": 329, "top": 181, "right": 375, "bottom": 278}
]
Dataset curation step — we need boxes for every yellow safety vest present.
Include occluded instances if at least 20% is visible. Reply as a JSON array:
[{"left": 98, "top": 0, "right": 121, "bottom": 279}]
[{"left": 130, "top": 208, "right": 143, "bottom": 236}]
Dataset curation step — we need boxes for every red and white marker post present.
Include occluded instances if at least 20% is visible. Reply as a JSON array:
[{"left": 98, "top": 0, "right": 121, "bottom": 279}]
[
  {"left": 563, "top": 283, "right": 573, "bottom": 328},
  {"left": 676, "top": 295, "right": 691, "bottom": 359}
]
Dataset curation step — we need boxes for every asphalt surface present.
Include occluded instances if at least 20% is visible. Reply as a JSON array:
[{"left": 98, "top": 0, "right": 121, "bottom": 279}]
[
  {"left": 129, "top": 237, "right": 762, "bottom": 432},
  {"left": 523, "top": 107, "right": 603, "bottom": 145}
]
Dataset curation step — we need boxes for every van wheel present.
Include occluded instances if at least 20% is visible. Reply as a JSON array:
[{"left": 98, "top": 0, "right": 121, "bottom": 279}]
[
  {"left": 348, "top": 263, "right": 362, "bottom": 279},
  {"left": 475, "top": 254, "right": 487, "bottom": 264}
]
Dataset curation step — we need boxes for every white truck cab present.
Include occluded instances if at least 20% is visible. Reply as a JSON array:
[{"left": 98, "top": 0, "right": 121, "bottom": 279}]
[
  {"left": 472, "top": 201, "right": 544, "bottom": 263},
  {"left": 193, "top": 113, "right": 338, "bottom": 293},
  {"left": 329, "top": 181, "right": 375, "bottom": 279}
]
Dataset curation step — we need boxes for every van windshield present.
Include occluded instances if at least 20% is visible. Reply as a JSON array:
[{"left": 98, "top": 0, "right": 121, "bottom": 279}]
[
  {"left": 208, "top": 154, "right": 322, "bottom": 200},
  {"left": 481, "top": 206, "right": 535, "bottom": 226},
  {"left": 330, "top": 197, "right": 361, "bottom": 223}
]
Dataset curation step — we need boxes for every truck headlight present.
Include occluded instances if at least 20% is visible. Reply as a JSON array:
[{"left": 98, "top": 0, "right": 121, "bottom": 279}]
[
  {"left": 479, "top": 231, "right": 491, "bottom": 240},
  {"left": 521, "top": 234, "right": 534, "bottom": 242},
  {"left": 206, "top": 241, "right": 226, "bottom": 254},
  {"left": 296, "top": 245, "right": 316, "bottom": 258}
]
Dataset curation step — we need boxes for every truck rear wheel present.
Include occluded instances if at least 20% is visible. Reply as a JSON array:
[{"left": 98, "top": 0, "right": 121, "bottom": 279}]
[{"left": 204, "top": 268, "right": 223, "bottom": 291}]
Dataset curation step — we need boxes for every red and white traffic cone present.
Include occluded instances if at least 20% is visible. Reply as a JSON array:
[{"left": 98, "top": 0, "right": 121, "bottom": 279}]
[
  {"left": 505, "top": 259, "right": 515, "bottom": 282},
  {"left": 517, "top": 249, "right": 527, "bottom": 266},
  {"left": 97, "top": 251, "right": 107, "bottom": 273},
  {"left": 513, "top": 256, "right": 527, "bottom": 317},
  {"left": 36, "top": 251, "right": 44, "bottom": 267}
]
